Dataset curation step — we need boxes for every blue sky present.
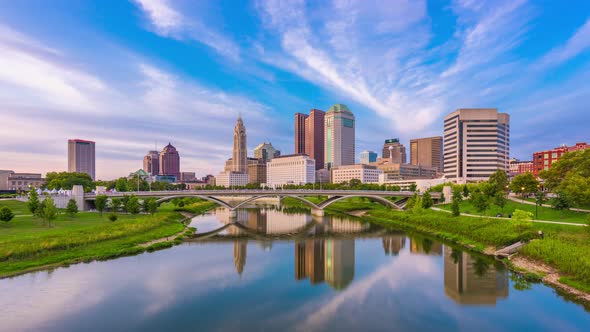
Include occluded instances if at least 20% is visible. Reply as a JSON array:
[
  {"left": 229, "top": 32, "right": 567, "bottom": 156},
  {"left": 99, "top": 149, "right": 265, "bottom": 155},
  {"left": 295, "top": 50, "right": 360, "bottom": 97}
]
[{"left": 1, "top": 0, "right": 589, "bottom": 180}]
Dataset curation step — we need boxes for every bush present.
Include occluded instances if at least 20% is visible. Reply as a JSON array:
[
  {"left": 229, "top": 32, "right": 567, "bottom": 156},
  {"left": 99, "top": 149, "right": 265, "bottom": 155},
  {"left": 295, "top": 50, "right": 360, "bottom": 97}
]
[
  {"left": 66, "top": 199, "right": 78, "bottom": 217},
  {"left": 108, "top": 213, "right": 118, "bottom": 222},
  {"left": 0, "top": 207, "right": 14, "bottom": 223}
]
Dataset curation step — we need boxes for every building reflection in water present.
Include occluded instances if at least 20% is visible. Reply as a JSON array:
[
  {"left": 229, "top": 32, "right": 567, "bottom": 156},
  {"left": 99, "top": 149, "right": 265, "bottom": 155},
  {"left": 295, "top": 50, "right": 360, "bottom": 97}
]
[
  {"left": 222, "top": 208, "right": 368, "bottom": 279},
  {"left": 443, "top": 245, "right": 509, "bottom": 305},
  {"left": 294, "top": 238, "right": 355, "bottom": 290},
  {"left": 382, "top": 234, "right": 406, "bottom": 256},
  {"left": 409, "top": 236, "right": 443, "bottom": 256}
]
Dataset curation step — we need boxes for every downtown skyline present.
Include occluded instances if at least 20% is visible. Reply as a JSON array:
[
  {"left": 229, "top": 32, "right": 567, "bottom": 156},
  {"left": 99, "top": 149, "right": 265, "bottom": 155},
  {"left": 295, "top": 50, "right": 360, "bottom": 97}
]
[{"left": 2, "top": 1, "right": 590, "bottom": 179}]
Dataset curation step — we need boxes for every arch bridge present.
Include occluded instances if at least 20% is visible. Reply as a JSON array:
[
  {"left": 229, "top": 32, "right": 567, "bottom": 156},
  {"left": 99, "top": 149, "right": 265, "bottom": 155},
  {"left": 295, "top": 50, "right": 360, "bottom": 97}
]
[{"left": 83, "top": 189, "right": 439, "bottom": 214}]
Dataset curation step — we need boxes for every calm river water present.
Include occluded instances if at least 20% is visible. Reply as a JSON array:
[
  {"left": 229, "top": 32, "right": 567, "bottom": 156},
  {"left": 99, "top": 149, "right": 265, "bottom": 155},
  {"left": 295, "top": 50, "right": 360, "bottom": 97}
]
[{"left": 1, "top": 206, "right": 589, "bottom": 332}]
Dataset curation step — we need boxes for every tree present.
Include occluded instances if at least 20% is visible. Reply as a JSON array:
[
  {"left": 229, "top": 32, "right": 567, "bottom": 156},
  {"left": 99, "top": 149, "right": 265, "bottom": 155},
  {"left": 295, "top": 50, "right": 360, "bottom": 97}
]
[
  {"left": 348, "top": 178, "right": 362, "bottom": 189},
  {"left": 115, "top": 177, "right": 129, "bottom": 192},
  {"left": 405, "top": 193, "right": 418, "bottom": 210},
  {"left": 412, "top": 196, "right": 424, "bottom": 214},
  {"left": 488, "top": 169, "right": 509, "bottom": 196},
  {"left": 462, "top": 185, "right": 470, "bottom": 198},
  {"left": 126, "top": 195, "right": 140, "bottom": 214},
  {"left": 493, "top": 192, "right": 507, "bottom": 212},
  {"left": 66, "top": 199, "right": 78, "bottom": 217},
  {"left": 111, "top": 198, "right": 122, "bottom": 212},
  {"left": 421, "top": 191, "right": 434, "bottom": 209},
  {"left": 95, "top": 194, "right": 108, "bottom": 215},
  {"left": 451, "top": 188, "right": 462, "bottom": 217},
  {"left": 540, "top": 149, "right": 590, "bottom": 191},
  {"left": 45, "top": 171, "right": 93, "bottom": 191},
  {"left": 0, "top": 207, "right": 14, "bottom": 223},
  {"left": 408, "top": 183, "right": 418, "bottom": 192},
  {"left": 439, "top": 192, "right": 445, "bottom": 204},
  {"left": 470, "top": 188, "right": 489, "bottom": 217},
  {"left": 512, "top": 209, "right": 533, "bottom": 236},
  {"left": 35, "top": 199, "right": 47, "bottom": 219},
  {"left": 510, "top": 172, "right": 539, "bottom": 198},
  {"left": 42, "top": 197, "right": 58, "bottom": 227},
  {"left": 121, "top": 195, "right": 131, "bottom": 212},
  {"left": 145, "top": 198, "right": 158, "bottom": 215},
  {"left": 27, "top": 190, "right": 40, "bottom": 215},
  {"left": 552, "top": 192, "right": 571, "bottom": 212}
]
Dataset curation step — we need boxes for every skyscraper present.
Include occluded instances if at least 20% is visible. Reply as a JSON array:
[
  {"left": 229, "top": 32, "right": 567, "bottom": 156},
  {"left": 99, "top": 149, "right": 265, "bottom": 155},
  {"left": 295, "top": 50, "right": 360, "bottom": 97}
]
[
  {"left": 68, "top": 139, "right": 95, "bottom": 180},
  {"left": 143, "top": 150, "right": 160, "bottom": 176},
  {"left": 410, "top": 136, "right": 443, "bottom": 173},
  {"left": 232, "top": 117, "right": 247, "bottom": 173},
  {"left": 324, "top": 104, "right": 355, "bottom": 169},
  {"left": 382, "top": 138, "right": 406, "bottom": 164},
  {"left": 359, "top": 150, "right": 377, "bottom": 164},
  {"left": 253, "top": 142, "right": 280, "bottom": 162},
  {"left": 294, "top": 109, "right": 325, "bottom": 169},
  {"left": 159, "top": 143, "right": 180, "bottom": 179},
  {"left": 443, "top": 108, "right": 510, "bottom": 183}
]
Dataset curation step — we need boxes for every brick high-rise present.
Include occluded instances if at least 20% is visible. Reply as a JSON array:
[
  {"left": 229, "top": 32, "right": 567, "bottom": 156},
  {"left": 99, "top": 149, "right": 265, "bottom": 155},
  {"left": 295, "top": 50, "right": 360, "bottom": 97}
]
[
  {"left": 294, "top": 109, "right": 325, "bottom": 169},
  {"left": 159, "top": 142, "right": 180, "bottom": 179}
]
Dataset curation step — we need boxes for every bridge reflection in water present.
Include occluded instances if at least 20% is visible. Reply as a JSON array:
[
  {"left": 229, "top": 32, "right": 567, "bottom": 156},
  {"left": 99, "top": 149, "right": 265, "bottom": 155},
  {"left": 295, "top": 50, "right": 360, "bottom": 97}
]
[{"left": 192, "top": 208, "right": 509, "bottom": 304}]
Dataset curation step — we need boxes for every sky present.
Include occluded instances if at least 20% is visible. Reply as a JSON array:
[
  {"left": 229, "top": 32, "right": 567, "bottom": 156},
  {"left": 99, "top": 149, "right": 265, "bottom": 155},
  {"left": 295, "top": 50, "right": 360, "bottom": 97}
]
[{"left": 1, "top": 0, "right": 590, "bottom": 180}]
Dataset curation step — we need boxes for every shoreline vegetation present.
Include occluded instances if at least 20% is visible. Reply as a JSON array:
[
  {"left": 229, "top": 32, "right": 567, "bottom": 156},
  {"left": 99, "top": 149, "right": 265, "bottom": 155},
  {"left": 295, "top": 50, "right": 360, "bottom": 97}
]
[
  {"left": 280, "top": 196, "right": 590, "bottom": 306},
  {"left": 0, "top": 199, "right": 216, "bottom": 278}
]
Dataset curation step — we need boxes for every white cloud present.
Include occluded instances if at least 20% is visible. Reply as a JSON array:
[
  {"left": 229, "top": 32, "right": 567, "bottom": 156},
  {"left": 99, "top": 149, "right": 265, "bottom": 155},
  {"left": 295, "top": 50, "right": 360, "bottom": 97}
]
[
  {"left": 132, "top": 0, "right": 240, "bottom": 60},
  {"left": 538, "top": 17, "right": 590, "bottom": 68}
]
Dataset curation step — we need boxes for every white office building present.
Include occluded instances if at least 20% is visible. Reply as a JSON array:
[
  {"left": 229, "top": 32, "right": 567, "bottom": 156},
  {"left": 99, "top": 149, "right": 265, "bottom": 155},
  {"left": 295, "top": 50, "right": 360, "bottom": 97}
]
[
  {"left": 444, "top": 108, "right": 510, "bottom": 183},
  {"left": 266, "top": 154, "right": 315, "bottom": 188},
  {"left": 325, "top": 104, "right": 355, "bottom": 169},
  {"left": 331, "top": 164, "right": 382, "bottom": 184},
  {"left": 215, "top": 171, "right": 249, "bottom": 188}
]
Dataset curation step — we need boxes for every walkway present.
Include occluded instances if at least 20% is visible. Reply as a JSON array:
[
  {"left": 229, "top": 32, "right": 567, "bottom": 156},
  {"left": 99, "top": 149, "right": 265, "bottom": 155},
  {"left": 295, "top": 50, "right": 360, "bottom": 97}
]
[
  {"left": 430, "top": 207, "right": 587, "bottom": 227},
  {"left": 507, "top": 195, "right": 590, "bottom": 213}
]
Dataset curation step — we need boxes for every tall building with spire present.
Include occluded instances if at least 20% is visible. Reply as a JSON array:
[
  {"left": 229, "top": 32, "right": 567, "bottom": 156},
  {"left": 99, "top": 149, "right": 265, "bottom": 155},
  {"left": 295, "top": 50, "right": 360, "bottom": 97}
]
[
  {"left": 324, "top": 104, "right": 355, "bottom": 169},
  {"left": 232, "top": 117, "right": 247, "bottom": 173}
]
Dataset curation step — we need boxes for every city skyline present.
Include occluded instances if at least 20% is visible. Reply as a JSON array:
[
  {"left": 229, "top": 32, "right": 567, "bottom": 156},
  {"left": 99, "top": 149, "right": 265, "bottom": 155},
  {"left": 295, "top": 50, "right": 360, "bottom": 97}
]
[{"left": 2, "top": 1, "right": 590, "bottom": 179}]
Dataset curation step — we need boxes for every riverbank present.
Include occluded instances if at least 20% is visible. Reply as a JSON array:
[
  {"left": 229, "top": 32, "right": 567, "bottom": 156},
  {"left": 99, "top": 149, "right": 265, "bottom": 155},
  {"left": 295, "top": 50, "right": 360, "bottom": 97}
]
[{"left": 281, "top": 197, "right": 590, "bottom": 305}]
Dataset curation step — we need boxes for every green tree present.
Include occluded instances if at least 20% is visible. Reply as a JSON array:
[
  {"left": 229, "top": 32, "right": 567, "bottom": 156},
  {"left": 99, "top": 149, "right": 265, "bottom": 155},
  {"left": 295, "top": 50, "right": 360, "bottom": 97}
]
[
  {"left": 45, "top": 171, "right": 93, "bottom": 191},
  {"left": 552, "top": 192, "right": 572, "bottom": 212},
  {"left": 439, "top": 192, "right": 445, "bottom": 204},
  {"left": 35, "top": 200, "right": 47, "bottom": 219},
  {"left": 27, "top": 190, "right": 40, "bottom": 215},
  {"left": 42, "top": 197, "right": 58, "bottom": 227},
  {"left": 121, "top": 195, "right": 131, "bottom": 212},
  {"left": 144, "top": 198, "right": 158, "bottom": 215},
  {"left": 66, "top": 199, "right": 78, "bottom": 217},
  {"left": 470, "top": 188, "right": 489, "bottom": 216},
  {"left": 111, "top": 198, "right": 122, "bottom": 212},
  {"left": 95, "top": 194, "right": 108, "bottom": 215},
  {"left": 512, "top": 209, "right": 533, "bottom": 236},
  {"left": 451, "top": 188, "right": 462, "bottom": 217},
  {"left": 115, "top": 178, "right": 129, "bottom": 192},
  {"left": 462, "top": 185, "right": 470, "bottom": 198},
  {"left": 126, "top": 195, "right": 140, "bottom": 214},
  {"left": 408, "top": 183, "right": 417, "bottom": 192},
  {"left": 0, "top": 207, "right": 15, "bottom": 223},
  {"left": 494, "top": 192, "right": 507, "bottom": 212},
  {"left": 348, "top": 178, "right": 362, "bottom": 189},
  {"left": 412, "top": 196, "right": 424, "bottom": 214},
  {"left": 510, "top": 172, "right": 539, "bottom": 198},
  {"left": 421, "top": 191, "right": 434, "bottom": 209},
  {"left": 540, "top": 149, "right": 590, "bottom": 193},
  {"left": 488, "top": 169, "right": 509, "bottom": 196}
]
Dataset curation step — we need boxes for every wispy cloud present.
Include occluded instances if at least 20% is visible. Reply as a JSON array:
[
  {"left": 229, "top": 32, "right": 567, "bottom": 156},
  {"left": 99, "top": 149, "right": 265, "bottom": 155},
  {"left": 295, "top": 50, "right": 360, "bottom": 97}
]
[
  {"left": 132, "top": 0, "right": 240, "bottom": 60},
  {"left": 537, "top": 17, "right": 590, "bottom": 68}
]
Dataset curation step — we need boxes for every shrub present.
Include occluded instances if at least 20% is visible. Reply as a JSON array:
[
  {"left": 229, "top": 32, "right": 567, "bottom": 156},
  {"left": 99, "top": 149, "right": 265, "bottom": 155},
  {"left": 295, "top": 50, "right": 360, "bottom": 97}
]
[
  {"left": 27, "top": 190, "right": 40, "bottom": 215},
  {"left": 125, "top": 195, "right": 140, "bottom": 214},
  {"left": 66, "top": 199, "right": 78, "bottom": 217},
  {"left": 421, "top": 192, "right": 433, "bottom": 209},
  {"left": 108, "top": 213, "right": 118, "bottom": 222},
  {"left": 0, "top": 207, "right": 14, "bottom": 223}
]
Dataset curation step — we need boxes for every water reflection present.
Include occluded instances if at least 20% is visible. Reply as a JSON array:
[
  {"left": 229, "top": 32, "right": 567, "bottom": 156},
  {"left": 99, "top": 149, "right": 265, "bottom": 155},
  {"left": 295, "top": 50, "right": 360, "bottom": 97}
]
[
  {"left": 295, "top": 238, "right": 355, "bottom": 290},
  {"left": 382, "top": 234, "right": 406, "bottom": 255},
  {"left": 443, "top": 245, "right": 509, "bottom": 305}
]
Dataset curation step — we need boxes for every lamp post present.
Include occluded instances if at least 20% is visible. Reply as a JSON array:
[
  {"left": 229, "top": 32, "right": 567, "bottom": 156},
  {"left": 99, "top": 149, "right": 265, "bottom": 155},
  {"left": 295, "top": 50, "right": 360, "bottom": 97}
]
[{"left": 521, "top": 186, "right": 525, "bottom": 202}]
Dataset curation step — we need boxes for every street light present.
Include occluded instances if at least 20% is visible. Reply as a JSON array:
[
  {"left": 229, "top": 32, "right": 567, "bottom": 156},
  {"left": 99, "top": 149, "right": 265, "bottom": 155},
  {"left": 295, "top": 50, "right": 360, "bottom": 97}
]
[{"left": 521, "top": 186, "right": 525, "bottom": 201}]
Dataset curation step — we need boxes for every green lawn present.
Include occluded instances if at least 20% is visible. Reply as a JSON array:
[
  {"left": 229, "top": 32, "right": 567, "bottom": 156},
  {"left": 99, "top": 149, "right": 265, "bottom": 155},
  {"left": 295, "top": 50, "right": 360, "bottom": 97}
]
[
  {"left": 439, "top": 199, "right": 589, "bottom": 224},
  {"left": 0, "top": 199, "right": 190, "bottom": 277},
  {"left": 0, "top": 199, "right": 28, "bottom": 215}
]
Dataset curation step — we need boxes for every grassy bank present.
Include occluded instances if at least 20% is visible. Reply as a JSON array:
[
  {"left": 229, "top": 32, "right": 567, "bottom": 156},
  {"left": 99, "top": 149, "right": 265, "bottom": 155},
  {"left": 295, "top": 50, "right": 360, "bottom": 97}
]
[
  {"left": 159, "top": 200, "right": 218, "bottom": 215},
  {"left": 0, "top": 199, "right": 190, "bottom": 278},
  {"left": 438, "top": 199, "right": 589, "bottom": 223}
]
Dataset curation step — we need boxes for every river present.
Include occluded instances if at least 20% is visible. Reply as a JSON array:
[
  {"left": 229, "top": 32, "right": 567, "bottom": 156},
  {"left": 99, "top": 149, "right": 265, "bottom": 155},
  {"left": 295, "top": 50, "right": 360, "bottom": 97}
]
[{"left": 0, "top": 206, "right": 589, "bottom": 331}]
